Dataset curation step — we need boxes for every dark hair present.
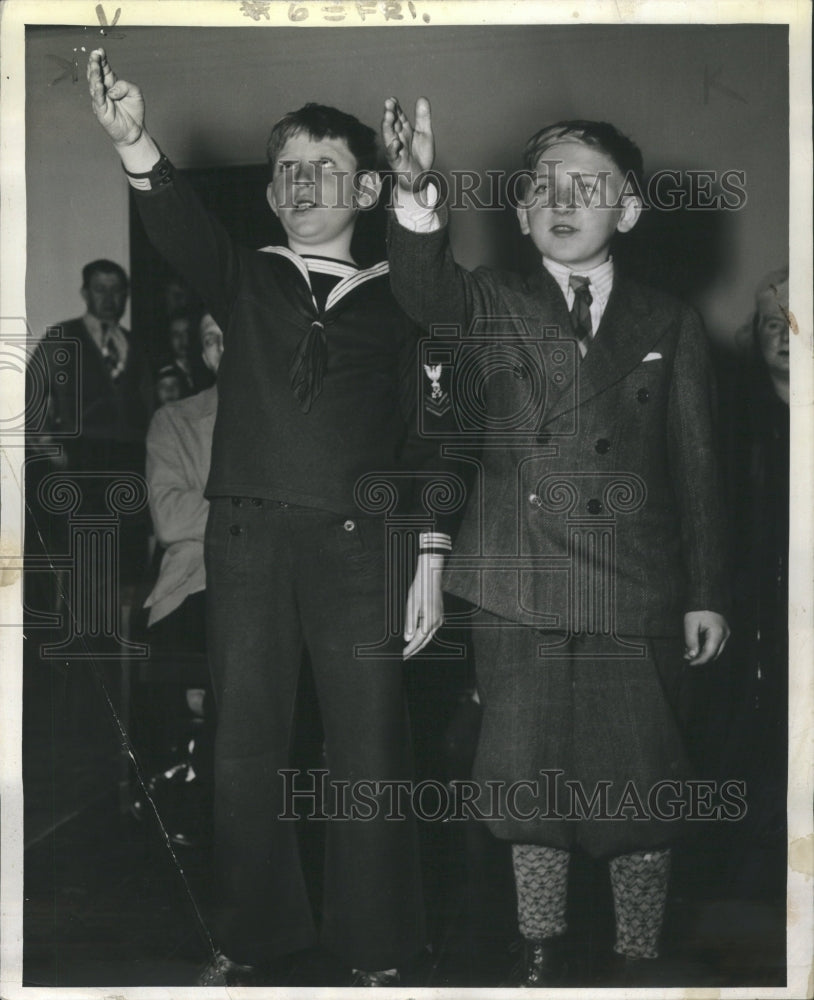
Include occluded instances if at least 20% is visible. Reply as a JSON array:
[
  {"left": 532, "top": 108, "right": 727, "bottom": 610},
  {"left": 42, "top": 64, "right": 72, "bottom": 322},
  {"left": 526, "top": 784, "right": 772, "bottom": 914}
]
[
  {"left": 81, "top": 258, "right": 129, "bottom": 290},
  {"left": 523, "top": 120, "right": 644, "bottom": 188},
  {"left": 266, "top": 103, "right": 378, "bottom": 174}
]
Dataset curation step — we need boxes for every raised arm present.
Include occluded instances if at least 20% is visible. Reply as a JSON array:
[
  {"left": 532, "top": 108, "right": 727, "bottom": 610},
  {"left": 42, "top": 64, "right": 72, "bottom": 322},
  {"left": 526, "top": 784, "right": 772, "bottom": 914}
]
[
  {"left": 87, "top": 49, "right": 239, "bottom": 332},
  {"left": 383, "top": 99, "right": 488, "bottom": 657},
  {"left": 382, "top": 96, "right": 435, "bottom": 194},
  {"left": 88, "top": 48, "right": 161, "bottom": 172},
  {"left": 382, "top": 97, "right": 502, "bottom": 337}
]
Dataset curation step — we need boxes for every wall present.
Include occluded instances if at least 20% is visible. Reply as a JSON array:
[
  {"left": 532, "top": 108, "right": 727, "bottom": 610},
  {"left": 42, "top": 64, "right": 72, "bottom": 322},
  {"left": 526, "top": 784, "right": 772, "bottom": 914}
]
[{"left": 25, "top": 22, "right": 788, "bottom": 344}]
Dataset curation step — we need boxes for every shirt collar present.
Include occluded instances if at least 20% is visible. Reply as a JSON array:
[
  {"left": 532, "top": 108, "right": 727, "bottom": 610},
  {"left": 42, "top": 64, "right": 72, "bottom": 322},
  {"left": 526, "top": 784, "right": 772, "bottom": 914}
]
[
  {"left": 83, "top": 312, "right": 120, "bottom": 344},
  {"left": 542, "top": 255, "right": 614, "bottom": 307}
]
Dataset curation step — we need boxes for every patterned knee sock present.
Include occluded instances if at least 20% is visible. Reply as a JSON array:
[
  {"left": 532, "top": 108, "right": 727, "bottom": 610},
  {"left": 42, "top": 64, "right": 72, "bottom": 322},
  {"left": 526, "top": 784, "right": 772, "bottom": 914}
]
[
  {"left": 511, "top": 843, "right": 570, "bottom": 940},
  {"left": 609, "top": 848, "right": 671, "bottom": 959}
]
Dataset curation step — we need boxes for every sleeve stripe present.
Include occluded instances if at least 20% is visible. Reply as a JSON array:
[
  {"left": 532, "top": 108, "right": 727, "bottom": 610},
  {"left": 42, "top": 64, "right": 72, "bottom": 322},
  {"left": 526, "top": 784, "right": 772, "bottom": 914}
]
[{"left": 419, "top": 532, "right": 452, "bottom": 551}]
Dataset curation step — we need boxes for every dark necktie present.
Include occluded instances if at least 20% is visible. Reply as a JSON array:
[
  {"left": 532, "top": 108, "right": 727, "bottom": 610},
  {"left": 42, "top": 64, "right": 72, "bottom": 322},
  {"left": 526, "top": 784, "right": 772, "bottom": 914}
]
[
  {"left": 288, "top": 267, "right": 343, "bottom": 413},
  {"left": 568, "top": 274, "right": 593, "bottom": 357},
  {"left": 100, "top": 322, "right": 120, "bottom": 376}
]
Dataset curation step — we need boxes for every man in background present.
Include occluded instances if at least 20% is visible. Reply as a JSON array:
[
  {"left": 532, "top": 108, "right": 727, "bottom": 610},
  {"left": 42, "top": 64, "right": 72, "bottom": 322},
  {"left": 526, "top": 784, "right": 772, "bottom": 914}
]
[{"left": 26, "top": 259, "right": 152, "bottom": 601}]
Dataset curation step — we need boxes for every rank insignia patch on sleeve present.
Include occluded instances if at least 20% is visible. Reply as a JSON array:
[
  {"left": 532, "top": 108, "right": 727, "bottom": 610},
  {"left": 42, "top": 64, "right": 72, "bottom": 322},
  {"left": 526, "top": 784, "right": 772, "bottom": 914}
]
[{"left": 423, "top": 363, "right": 451, "bottom": 416}]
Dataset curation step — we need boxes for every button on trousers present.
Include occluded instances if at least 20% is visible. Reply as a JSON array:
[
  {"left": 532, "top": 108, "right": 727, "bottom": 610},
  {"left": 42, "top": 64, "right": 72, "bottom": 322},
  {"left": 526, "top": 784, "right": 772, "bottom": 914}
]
[{"left": 204, "top": 497, "right": 425, "bottom": 970}]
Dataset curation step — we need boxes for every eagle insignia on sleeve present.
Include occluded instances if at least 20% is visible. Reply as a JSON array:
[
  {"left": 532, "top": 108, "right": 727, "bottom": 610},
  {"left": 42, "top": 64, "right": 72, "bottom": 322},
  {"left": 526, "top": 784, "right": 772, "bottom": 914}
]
[{"left": 423, "top": 363, "right": 451, "bottom": 416}]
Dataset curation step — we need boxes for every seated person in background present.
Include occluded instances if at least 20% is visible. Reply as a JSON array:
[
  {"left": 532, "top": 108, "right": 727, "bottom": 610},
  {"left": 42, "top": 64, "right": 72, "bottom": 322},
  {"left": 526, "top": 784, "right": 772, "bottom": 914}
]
[
  {"left": 163, "top": 312, "right": 201, "bottom": 393},
  {"left": 137, "top": 315, "right": 224, "bottom": 844},
  {"left": 160, "top": 279, "right": 216, "bottom": 389},
  {"left": 163, "top": 275, "right": 196, "bottom": 316}
]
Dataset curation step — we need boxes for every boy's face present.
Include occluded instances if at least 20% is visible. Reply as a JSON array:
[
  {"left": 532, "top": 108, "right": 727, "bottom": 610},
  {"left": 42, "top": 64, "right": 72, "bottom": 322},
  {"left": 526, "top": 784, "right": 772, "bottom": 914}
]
[
  {"left": 516, "top": 140, "right": 641, "bottom": 271},
  {"left": 156, "top": 374, "right": 182, "bottom": 406},
  {"left": 266, "top": 132, "right": 378, "bottom": 256}
]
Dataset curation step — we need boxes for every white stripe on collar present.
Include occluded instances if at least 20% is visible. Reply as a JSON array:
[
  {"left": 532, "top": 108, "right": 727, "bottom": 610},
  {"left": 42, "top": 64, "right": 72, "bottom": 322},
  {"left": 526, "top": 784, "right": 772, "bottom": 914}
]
[
  {"left": 301, "top": 256, "right": 359, "bottom": 279},
  {"left": 259, "top": 245, "right": 312, "bottom": 287},
  {"left": 325, "top": 261, "right": 389, "bottom": 312},
  {"left": 259, "top": 246, "right": 389, "bottom": 311}
]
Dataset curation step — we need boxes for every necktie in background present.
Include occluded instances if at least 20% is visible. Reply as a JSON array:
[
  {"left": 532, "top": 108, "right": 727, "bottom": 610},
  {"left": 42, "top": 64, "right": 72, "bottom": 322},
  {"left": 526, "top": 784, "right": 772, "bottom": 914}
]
[
  {"left": 100, "top": 322, "right": 123, "bottom": 380},
  {"left": 568, "top": 274, "right": 593, "bottom": 357}
]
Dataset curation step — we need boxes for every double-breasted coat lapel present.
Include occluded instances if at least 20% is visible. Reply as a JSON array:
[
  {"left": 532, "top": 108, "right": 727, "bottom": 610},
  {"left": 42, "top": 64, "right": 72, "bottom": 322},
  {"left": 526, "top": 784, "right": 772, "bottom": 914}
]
[
  {"left": 385, "top": 217, "right": 729, "bottom": 636},
  {"left": 533, "top": 270, "right": 673, "bottom": 428}
]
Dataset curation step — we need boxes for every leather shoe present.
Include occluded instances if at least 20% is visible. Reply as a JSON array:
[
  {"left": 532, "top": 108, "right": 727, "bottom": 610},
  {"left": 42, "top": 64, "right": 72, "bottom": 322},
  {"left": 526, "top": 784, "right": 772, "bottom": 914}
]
[
  {"left": 502, "top": 936, "right": 569, "bottom": 987},
  {"left": 196, "top": 951, "right": 257, "bottom": 986}
]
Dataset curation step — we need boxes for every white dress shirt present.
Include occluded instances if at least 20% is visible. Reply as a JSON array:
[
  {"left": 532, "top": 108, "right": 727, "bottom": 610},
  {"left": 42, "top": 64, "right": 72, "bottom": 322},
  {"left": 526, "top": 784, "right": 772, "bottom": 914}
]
[
  {"left": 83, "top": 312, "right": 129, "bottom": 378},
  {"left": 393, "top": 183, "right": 615, "bottom": 340}
]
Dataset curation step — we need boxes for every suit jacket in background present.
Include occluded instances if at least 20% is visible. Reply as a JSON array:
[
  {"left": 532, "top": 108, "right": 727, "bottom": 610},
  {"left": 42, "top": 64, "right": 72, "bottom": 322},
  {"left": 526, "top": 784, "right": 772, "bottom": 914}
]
[
  {"left": 387, "top": 220, "right": 729, "bottom": 638},
  {"left": 36, "top": 316, "right": 153, "bottom": 458},
  {"left": 25, "top": 316, "right": 154, "bottom": 586}
]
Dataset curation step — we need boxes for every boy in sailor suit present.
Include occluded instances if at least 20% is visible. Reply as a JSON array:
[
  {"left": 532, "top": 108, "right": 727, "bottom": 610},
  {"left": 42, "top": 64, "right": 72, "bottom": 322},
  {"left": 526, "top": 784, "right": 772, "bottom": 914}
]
[{"left": 88, "top": 49, "right": 458, "bottom": 987}]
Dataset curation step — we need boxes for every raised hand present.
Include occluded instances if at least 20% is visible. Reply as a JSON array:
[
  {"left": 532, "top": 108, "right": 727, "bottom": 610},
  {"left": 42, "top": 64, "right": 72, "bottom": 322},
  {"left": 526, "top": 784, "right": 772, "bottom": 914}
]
[
  {"left": 87, "top": 48, "right": 145, "bottom": 147},
  {"left": 382, "top": 97, "right": 435, "bottom": 192}
]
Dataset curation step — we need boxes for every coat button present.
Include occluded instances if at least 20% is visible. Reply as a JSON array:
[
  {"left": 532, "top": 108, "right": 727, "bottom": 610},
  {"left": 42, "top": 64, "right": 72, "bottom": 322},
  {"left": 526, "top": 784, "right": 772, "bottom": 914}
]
[
  {"left": 528, "top": 493, "right": 541, "bottom": 507},
  {"left": 595, "top": 438, "right": 611, "bottom": 454},
  {"left": 637, "top": 387, "right": 650, "bottom": 403},
  {"left": 587, "top": 499, "right": 602, "bottom": 515},
  {"left": 231, "top": 496, "right": 243, "bottom": 507},
  {"left": 344, "top": 519, "right": 356, "bottom": 531},
  {"left": 229, "top": 524, "right": 242, "bottom": 536}
]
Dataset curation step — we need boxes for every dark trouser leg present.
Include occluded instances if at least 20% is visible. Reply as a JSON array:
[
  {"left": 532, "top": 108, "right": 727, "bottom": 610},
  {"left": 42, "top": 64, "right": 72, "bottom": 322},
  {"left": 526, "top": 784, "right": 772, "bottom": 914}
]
[
  {"left": 296, "top": 512, "right": 426, "bottom": 972},
  {"left": 143, "top": 591, "right": 210, "bottom": 768},
  {"left": 609, "top": 848, "right": 671, "bottom": 958},
  {"left": 205, "top": 498, "right": 316, "bottom": 965}
]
